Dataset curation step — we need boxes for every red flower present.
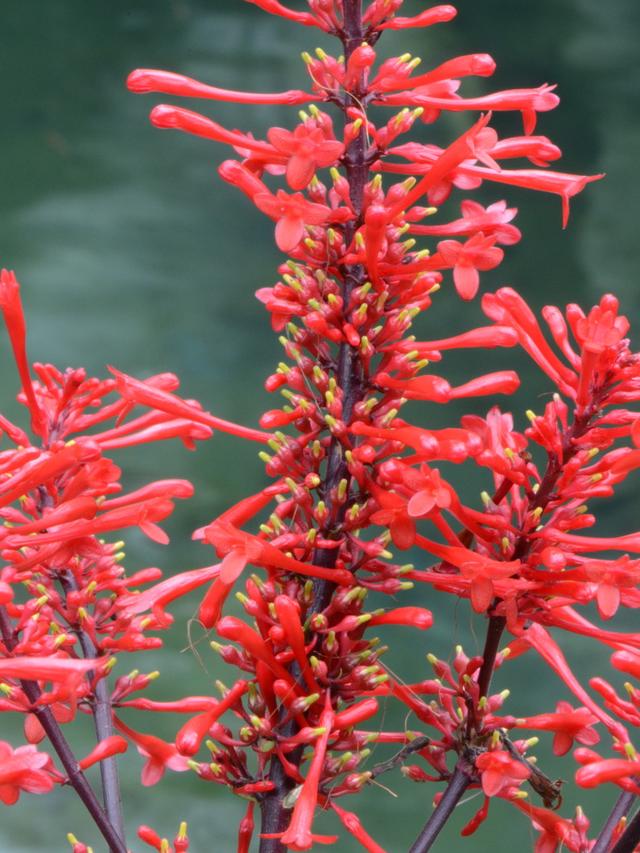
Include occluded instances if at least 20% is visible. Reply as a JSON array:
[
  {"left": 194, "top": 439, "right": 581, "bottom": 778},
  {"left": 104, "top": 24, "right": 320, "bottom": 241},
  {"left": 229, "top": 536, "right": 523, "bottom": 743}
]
[
  {"left": 244, "top": 0, "right": 321, "bottom": 28},
  {"left": 267, "top": 697, "right": 337, "bottom": 850},
  {"left": 403, "top": 465, "right": 451, "bottom": 518},
  {"left": 331, "top": 803, "right": 387, "bottom": 853},
  {"left": 110, "top": 367, "right": 271, "bottom": 443},
  {"left": 114, "top": 718, "right": 189, "bottom": 786},
  {"left": 437, "top": 233, "right": 504, "bottom": 299},
  {"left": 128, "top": 68, "right": 314, "bottom": 105},
  {"left": 575, "top": 757, "right": 640, "bottom": 790},
  {"left": 380, "top": 83, "right": 559, "bottom": 134},
  {"left": 369, "top": 483, "right": 416, "bottom": 549},
  {"left": 0, "top": 270, "right": 44, "bottom": 434},
  {"left": 0, "top": 741, "right": 56, "bottom": 804},
  {"left": 254, "top": 190, "right": 334, "bottom": 252},
  {"left": 267, "top": 126, "right": 344, "bottom": 190},
  {"left": 475, "top": 749, "right": 531, "bottom": 797},
  {"left": 377, "top": 5, "right": 457, "bottom": 31},
  {"left": 410, "top": 200, "right": 521, "bottom": 245},
  {"left": 78, "top": 736, "right": 128, "bottom": 770},
  {"left": 518, "top": 701, "right": 600, "bottom": 756}
]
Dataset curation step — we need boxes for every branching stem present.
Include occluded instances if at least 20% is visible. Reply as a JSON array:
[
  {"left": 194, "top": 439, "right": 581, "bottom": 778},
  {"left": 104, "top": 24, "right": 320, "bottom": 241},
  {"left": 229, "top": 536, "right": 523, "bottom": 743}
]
[{"left": 0, "top": 606, "right": 126, "bottom": 853}]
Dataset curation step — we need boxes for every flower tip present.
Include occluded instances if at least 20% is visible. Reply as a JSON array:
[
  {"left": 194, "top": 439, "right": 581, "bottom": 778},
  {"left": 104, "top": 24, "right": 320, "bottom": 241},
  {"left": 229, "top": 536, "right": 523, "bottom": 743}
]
[
  {"left": 0, "top": 267, "right": 19, "bottom": 297},
  {"left": 473, "top": 54, "right": 497, "bottom": 76},
  {"left": 127, "top": 69, "right": 153, "bottom": 93},
  {"left": 150, "top": 104, "right": 179, "bottom": 129}
]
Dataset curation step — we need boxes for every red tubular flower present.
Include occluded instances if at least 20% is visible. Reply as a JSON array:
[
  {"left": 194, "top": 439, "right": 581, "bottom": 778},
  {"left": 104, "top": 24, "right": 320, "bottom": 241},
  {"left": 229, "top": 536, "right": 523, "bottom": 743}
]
[
  {"left": 267, "top": 126, "right": 344, "bottom": 190},
  {"left": 374, "top": 53, "right": 496, "bottom": 93},
  {"left": 238, "top": 802, "right": 255, "bottom": 853},
  {"left": 254, "top": 189, "right": 336, "bottom": 252},
  {"left": 0, "top": 742, "right": 56, "bottom": 804},
  {"left": 150, "top": 105, "right": 277, "bottom": 157},
  {"left": 377, "top": 4, "right": 457, "bottom": 30},
  {"left": 78, "top": 736, "right": 128, "bottom": 770},
  {"left": 175, "top": 680, "right": 248, "bottom": 756},
  {"left": 274, "top": 595, "right": 319, "bottom": 692},
  {"left": 386, "top": 112, "right": 492, "bottom": 218},
  {"left": 332, "top": 699, "right": 379, "bottom": 730},
  {"left": 475, "top": 749, "right": 531, "bottom": 797},
  {"left": 367, "top": 607, "right": 433, "bottom": 630},
  {"left": 273, "top": 696, "right": 337, "bottom": 850},
  {"left": 244, "top": 0, "right": 322, "bottom": 28},
  {"left": 110, "top": 367, "right": 271, "bottom": 443},
  {"left": 522, "top": 624, "right": 628, "bottom": 743},
  {"left": 410, "top": 200, "right": 521, "bottom": 245},
  {"left": 368, "top": 483, "right": 416, "bottom": 549},
  {"left": 512, "top": 801, "right": 581, "bottom": 853},
  {"left": 114, "top": 718, "right": 189, "bottom": 786},
  {"left": 380, "top": 83, "right": 559, "bottom": 134},
  {"left": 331, "top": 803, "right": 387, "bottom": 853},
  {"left": 517, "top": 701, "right": 600, "bottom": 756},
  {"left": 575, "top": 758, "right": 640, "bottom": 790},
  {"left": 216, "top": 616, "right": 294, "bottom": 685},
  {"left": 404, "top": 467, "right": 451, "bottom": 518},
  {"left": 448, "top": 370, "right": 520, "bottom": 399},
  {"left": 0, "top": 269, "right": 44, "bottom": 434},
  {"left": 118, "top": 564, "right": 221, "bottom": 628},
  {"left": 0, "top": 656, "right": 101, "bottom": 683},
  {"left": 467, "top": 165, "right": 603, "bottom": 227},
  {"left": 202, "top": 521, "right": 353, "bottom": 585},
  {"left": 128, "top": 69, "right": 314, "bottom": 105}
]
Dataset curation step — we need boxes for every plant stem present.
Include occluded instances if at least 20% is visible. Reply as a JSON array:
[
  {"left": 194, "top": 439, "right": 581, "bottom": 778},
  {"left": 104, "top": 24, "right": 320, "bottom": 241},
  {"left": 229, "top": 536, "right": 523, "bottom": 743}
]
[
  {"left": 408, "top": 762, "right": 475, "bottom": 853},
  {"left": 60, "top": 571, "right": 125, "bottom": 842},
  {"left": 611, "top": 805, "right": 640, "bottom": 853},
  {"left": 592, "top": 791, "right": 637, "bottom": 853},
  {"left": 413, "top": 397, "right": 605, "bottom": 848},
  {"left": 0, "top": 606, "right": 126, "bottom": 853},
  {"left": 258, "top": 2, "right": 368, "bottom": 849}
]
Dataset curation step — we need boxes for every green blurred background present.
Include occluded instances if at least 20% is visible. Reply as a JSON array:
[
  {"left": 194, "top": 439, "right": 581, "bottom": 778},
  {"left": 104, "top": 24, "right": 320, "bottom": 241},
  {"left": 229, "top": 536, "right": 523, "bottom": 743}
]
[{"left": 1, "top": 0, "right": 639, "bottom": 849}]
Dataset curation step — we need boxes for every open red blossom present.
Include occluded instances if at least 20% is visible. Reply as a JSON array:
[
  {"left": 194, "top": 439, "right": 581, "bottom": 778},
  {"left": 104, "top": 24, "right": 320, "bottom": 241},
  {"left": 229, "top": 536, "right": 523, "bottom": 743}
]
[
  {"left": 404, "top": 466, "right": 452, "bottom": 518},
  {"left": 369, "top": 483, "right": 416, "bottom": 549},
  {"left": 0, "top": 741, "right": 56, "bottom": 804},
  {"left": 254, "top": 190, "right": 337, "bottom": 252},
  {"left": 267, "top": 126, "right": 344, "bottom": 190},
  {"left": 410, "top": 199, "right": 521, "bottom": 245},
  {"left": 114, "top": 718, "right": 189, "bottom": 786},
  {"left": 517, "top": 701, "right": 600, "bottom": 756},
  {"left": 475, "top": 749, "right": 531, "bottom": 797},
  {"left": 512, "top": 801, "right": 582, "bottom": 853},
  {"left": 437, "top": 233, "right": 504, "bottom": 299}
]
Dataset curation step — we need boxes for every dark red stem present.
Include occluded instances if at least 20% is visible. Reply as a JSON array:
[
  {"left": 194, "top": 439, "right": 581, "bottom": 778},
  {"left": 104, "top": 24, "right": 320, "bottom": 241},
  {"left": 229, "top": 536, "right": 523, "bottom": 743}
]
[
  {"left": 258, "top": 2, "right": 368, "bottom": 849},
  {"left": 0, "top": 606, "right": 126, "bottom": 853},
  {"left": 592, "top": 791, "right": 637, "bottom": 853},
  {"left": 474, "top": 403, "right": 599, "bottom": 696},
  {"left": 611, "top": 805, "right": 640, "bottom": 853},
  {"left": 412, "top": 401, "right": 602, "bottom": 850},
  {"left": 408, "top": 762, "right": 475, "bottom": 853}
]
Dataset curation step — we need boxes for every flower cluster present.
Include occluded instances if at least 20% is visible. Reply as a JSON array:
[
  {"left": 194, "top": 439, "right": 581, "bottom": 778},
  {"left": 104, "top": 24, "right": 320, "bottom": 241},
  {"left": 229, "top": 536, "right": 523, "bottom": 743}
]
[
  {"left": 117, "top": 2, "right": 640, "bottom": 852},
  {"left": 0, "top": 269, "right": 220, "bottom": 849},
  {"left": 3, "top": 1, "right": 637, "bottom": 852}
]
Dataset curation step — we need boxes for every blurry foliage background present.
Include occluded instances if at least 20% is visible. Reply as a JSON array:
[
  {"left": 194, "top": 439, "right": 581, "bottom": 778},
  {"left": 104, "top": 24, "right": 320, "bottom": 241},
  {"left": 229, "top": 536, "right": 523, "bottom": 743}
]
[{"left": 1, "top": 0, "right": 639, "bottom": 849}]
